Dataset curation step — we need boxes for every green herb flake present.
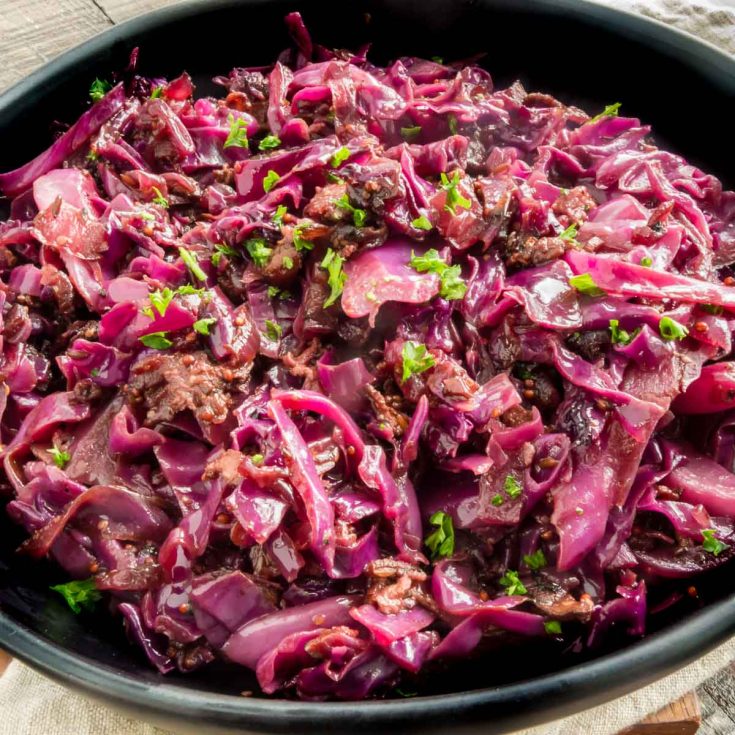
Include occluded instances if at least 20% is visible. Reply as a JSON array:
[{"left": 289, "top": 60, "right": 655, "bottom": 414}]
[
  {"left": 258, "top": 134, "right": 282, "bottom": 151},
  {"left": 193, "top": 317, "right": 216, "bottom": 336},
  {"left": 263, "top": 169, "right": 281, "bottom": 193},
  {"left": 588, "top": 102, "right": 622, "bottom": 124},
  {"left": 395, "top": 688, "right": 418, "bottom": 698},
  {"left": 401, "top": 341, "right": 436, "bottom": 383},
  {"left": 569, "top": 273, "right": 605, "bottom": 297},
  {"left": 151, "top": 186, "right": 169, "bottom": 208},
  {"left": 330, "top": 146, "right": 350, "bottom": 168},
  {"left": 498, "top": 570, "right": 527, "bottom": 596},
  {"left": 523, "top": 549, "right": 547, "bottom": 571},
  {"left": 293, "top": 223, "right": 314, "bottom": 252},
  {"left": 50, "top": 578, "right": 101, "bottom": 614},
  {"left": 544, "top": 620, "right": 562, "bottom": 635},
  {"left": 609, "top": 318, "right": 633, "bottom": 346},
  {"left": 504, "top": 475, "right": 523, "bottom": 500},
  {"left": 48, "top": 445, "right": 71, "bottom": 469},
  {"left": 703, "top": 304, "right": 724, "bottom": 316},
  {"left": 335, "top": 193, "right": 367, "bottom": 228},
  {"left": 245, "top": 238, "right": 273, "bottom": 268},
  {"left": 320, "top": 248, "right": 347, "bottom": 308},
  {"left": 139, "top": 331, "right": 172, "bottom": 350},
  {"left": 400, "top": 125, "right": 422, "bottom": 142},
  {"left": 411, "top": 215, "right": 432, "bottom": 231},
  {"left": 265, "top": 319, "right": 283, "bottom": 341},
  {"left": 439, "top": 171, "right": 471, "bottom": 215},
  {"left": 224, "top": 114, "right": 250, "bottom": 149},
  {"left": 431, "top": 56, "right": 444, "bottom": 64},
  {"left": 424, "top": 511, "right": 455, "bottom": 560},
  {"left": 282, "top": 255, "right": 294, "bottom": 270},
  {"left": 86, "top": 148, "right": 99, "bottom": 163},
  {"left": 702, "top": 528, "right": 729, "bottom": 556},
  {"left": 640, "top": 256, "right": 653, "bottom": 267},
  {"left": 211, "top": 243, "right": 238, "bottom": 267},
  {"left": 409, "top": 248, "right": 466, "bottom": 301},
  {"left": 150, "top": 86, "right": 164, "bottom": 99},
  {"left": 148, "top": 287, "right": 175, "bottom": 318},
  {"left": 559, "top": 223, "right": 578, "bottom": 242},
  {"left": 267, "top": 286, "right": 281, "bottom": 299},
  {"left": 272, "top": 205, "right": 288, "bottom": 228},
  {"left": 250, "top": 453, "right": 264, "bottom": 466},
  {"left": 491, "top": 494, "right": 504, "bottom": 507},
  {"left": 178, "top": 247, "right": 207, "bottom": 282},
  {"left": 448, "top": 115, "right": 459, "bottom": 135},
  {"left": 659, "top": 316, "right": 689, "bottom": 341},
  {"left": 89, "top": 78, "right": 112, "bottom": 102}
]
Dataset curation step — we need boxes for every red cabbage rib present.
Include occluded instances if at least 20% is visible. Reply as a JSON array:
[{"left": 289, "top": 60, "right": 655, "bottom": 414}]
[{"left": 0, "top": 12, "right": 734, "bottom": 700}]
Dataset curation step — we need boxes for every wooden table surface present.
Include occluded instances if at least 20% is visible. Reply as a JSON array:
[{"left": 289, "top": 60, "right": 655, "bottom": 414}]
[{"left": 0, "top": 0, "right": 734, "bottom": 733}]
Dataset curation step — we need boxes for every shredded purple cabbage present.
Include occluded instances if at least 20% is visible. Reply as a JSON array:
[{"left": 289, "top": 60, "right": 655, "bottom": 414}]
[{"left": 1, "top": 13, "right": 734, "bottom": 700}]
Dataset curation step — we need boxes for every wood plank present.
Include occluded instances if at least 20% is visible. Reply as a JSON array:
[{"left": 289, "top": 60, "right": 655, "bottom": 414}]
[
  {"left": 618, "top": 692, "right": 701, "bottom": 735},
  {"left": 0, "top": 0, "right": 112, "bottom": 93},
  {"left": 96, "top": 0, "right": 180, "bottom": 24}
]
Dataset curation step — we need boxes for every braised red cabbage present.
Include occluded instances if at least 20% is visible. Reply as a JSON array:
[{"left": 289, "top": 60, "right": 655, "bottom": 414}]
[{"left": 1, "top": 13, "right": 734, "bottom": 700}]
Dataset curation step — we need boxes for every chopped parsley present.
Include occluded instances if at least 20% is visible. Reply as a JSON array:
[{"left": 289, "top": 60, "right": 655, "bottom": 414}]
[
  {"left": 178, "top": 247, "right": 207, "bottom": 282},
  {"left": 89, "top": 78, "right": 112, "bottom": 102},
  {"left": 258, "top": 134, "right": 281, "bottom": 151},
  {"left": 544, "top": 620, "right": 562, "bottom": 635},
  {"left": 401, "top": 341, "right": 435, "bottom": 383},
  {"left": 424, "top": 511, "right": 455, "bottom": 559},
  {"left": 588, "top": 102, "right": 622, "bottom": 124},
  {"left": 523, "top": 549, "right": 547, "bottom": 571},
  {"left": 267, "top": 286, "right": 282, "bottom": 299},
  {"left": 50, "top": 578, "right": 101, "bottom": 614},
  {"left": 569, "top": 273, "right": 605, "bottom": 297},
  {"left": 559, "top": 223, "right": 578, "bottom": 241},
  {"left": 658, "top": 316, "right": 689, "bottom": 341},
  {"left": 400, "top": 125, "right": 422, "bottom": 142},
  {"left": 272, "top": 205, "right": 288, "bottom": 228},
  {"left": 211, "top": 242, "right": 238, "bottom": 266},
  {"left": 250, "top": 453, "right": 264, "bottom": 466},
  {"left": 151, "top": 187, "right": 169, "bottom": 208},
  {"left": 245, "top": 238, "right": 273, "bottom": 268},
  {"left": 263, "top": 170, "right": 281, "bottom": 193},
  {"left": 265, "top": 319, "right": 283, "bottom": 341},
  {"left": 411, "top": 215, "right": 433, "bottom": 231},
  {"left": 448, "top": 115, "right": 459, "bottom": 135},
  {"left": 431, "top": 56, "right": 444, "bottom": 64},
  {"left": 439, "top": 171, "right": 471, "bottom": 215},
  {"left": 224, "top": 114, "right": 250, "bottom": 149},
  {"left": 49, "top": 445, "right": 70, "bottom": 469},
  {"left": 293, "top": 223, "right": 314, "bottom": 252},
  {"left": 330, "top": 146, "right": 350, "bottom": 168},
  {"left": 335, "top": 194, "right": 367, "bottom": 227},
  {"left": 282, "top": 255, "right": 294, "bottom": 270},
  {"left": 491, "top": 494, "right": 504, "bottom": 507},
  {"left": 609, "top": 319, "right": 634, "bottom": 346},
  {"left": 498, "top": 570, "right": 527, "bottom": 596},
  {"left": 193, "top": 317, "right": 216, "bottom": 336},
  {"left": 640, "top": 256, "right": 653, "bottom": 267},
  {"left": 320, "top": 248, "right": 346, "bottom": 308},
  {"left": 150, "top": 86, "right": 164, "bottom": 99},
  {"left": 504, "top": 474, "right": 523, "bottom": 499},
  {"left": 146, "top": 287, "right": 175, "bottom": 318},
  {"left": 86, "top": 148, "right": 99, "bottom": 163},
  {"left": 703, "top": 304, "right": 724, "bottom": 316},
  {"left": 702, "top": 528, "right": 729, "bottom": 556},
  {"left": 139, "top": 331, "right": 172, "bottom": 350},
  {"left": 409, "top": 248, "right": 467, "bottom": 301}
]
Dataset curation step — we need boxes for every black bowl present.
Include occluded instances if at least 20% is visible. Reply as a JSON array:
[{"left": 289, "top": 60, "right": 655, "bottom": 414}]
[{"left": 1, "top": 1, "right": 734, "bottom": 733}]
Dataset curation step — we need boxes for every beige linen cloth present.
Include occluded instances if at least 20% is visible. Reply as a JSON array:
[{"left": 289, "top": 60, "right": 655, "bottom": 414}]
[{"left": 1, "top": 1, "right": 734, "bottom": 733}]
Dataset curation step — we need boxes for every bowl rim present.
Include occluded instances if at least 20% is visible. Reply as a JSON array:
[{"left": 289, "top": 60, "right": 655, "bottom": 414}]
[{"left": 1, "top": 0, "right": 734, "bottom": 731}]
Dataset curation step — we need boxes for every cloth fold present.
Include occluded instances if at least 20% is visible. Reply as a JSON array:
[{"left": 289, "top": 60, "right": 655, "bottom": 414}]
[{"left": 0, "top": 1, "right": 732, "bottom": 733}]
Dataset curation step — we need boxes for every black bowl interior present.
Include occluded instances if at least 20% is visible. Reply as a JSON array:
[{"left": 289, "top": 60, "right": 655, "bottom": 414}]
[{"left": 0, "top": 1, "right": 734, "bottom": 733}]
